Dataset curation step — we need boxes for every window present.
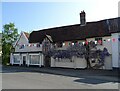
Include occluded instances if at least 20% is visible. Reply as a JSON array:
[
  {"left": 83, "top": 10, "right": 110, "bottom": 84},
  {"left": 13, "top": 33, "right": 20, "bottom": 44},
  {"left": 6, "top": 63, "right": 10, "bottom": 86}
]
[
  {"left": 13, "top": 55, "right": 20, "bottom": 63},
  {"left": 29, "top": 55, "right": 40, "bottom": 64},
  {"left": 95, "top": 37, "right": 102, "bottom": 45}
]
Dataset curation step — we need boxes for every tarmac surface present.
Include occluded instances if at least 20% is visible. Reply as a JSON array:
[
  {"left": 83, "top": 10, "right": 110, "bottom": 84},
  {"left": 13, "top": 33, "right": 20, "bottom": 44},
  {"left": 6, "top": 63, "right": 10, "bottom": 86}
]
[{"left": 1, "top": 65, "right": 120, "bottom": 90}]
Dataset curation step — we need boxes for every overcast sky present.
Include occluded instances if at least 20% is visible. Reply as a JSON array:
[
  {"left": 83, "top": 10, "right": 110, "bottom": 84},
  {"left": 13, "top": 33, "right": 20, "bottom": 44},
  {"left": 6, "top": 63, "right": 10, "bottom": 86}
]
[{"left": 1, "top": 0, "right": 119, "bottom": 33}]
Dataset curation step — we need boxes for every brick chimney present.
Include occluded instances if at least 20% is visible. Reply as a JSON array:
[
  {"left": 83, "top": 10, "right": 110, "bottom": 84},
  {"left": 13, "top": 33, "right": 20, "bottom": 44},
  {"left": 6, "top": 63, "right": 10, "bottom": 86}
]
[{"left": 80, "top": 10, "right": 86, "bottom": 26}]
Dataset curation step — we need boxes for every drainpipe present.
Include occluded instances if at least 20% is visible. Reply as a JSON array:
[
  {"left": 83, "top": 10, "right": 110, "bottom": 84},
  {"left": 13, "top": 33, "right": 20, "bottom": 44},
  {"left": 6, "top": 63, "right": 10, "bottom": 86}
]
[
  {"left": 19, "top": 53, "right": 22, "bottom": 66},
  {"left": 10, "top": 53, "right": 13, "bottom": 65},
  {"left": 39, "top": 52, "right": 41, "bottom": 67},
  {"left": 27, "top": 53, "right": 29, "bottom": 67}
]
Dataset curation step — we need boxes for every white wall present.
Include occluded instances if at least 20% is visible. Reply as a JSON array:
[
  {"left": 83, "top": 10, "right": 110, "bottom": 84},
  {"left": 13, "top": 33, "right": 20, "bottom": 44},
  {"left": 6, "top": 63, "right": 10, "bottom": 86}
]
[
  {"left": 56, "top": 40, "right": 85, "bottom": 50},
  {"left": 104, "top": 55, "right": 112, "bottom": 70},
  {"left": 15, "top": 33, "right": 42, "bottom": 52},
  {"left": 86, "top": 36, "right": 112, "bottom": 54},
  {"left": 118, "top": 33, "right": 120, "bottom": 67},
  {"left": 102, "top": 37, "right": 112, "bottom": 54},
  {"left": 51, "top": 56, "right": 112, "bottom": 70},
  {"left": 56, "top": 36, "right": 112, "bottom": 54},
  {"left": 111, "top": 33, "right": 120, "bottom": 68},
  {"left": 51, "top": 36, "right": 113, "bottom": 69},
  {"left": 51, "top": 57, "right": 87, "bottom": 69}
]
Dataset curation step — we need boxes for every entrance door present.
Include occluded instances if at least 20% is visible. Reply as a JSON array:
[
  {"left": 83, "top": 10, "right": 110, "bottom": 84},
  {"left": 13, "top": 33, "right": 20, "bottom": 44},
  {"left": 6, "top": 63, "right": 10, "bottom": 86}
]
[
  {"left": 44, "top": 55, "right": 51, "bottom": 67},
  {"left": 23, "top": 56, "right": 26, "bottom": 66}
]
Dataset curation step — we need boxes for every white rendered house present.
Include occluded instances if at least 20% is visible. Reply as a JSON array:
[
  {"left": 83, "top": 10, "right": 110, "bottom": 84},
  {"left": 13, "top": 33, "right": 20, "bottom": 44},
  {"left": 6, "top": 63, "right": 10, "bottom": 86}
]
[
  {"left": 10, "top": 32, "right": 44, "bottom": 67},
  {"left": 10, "top": 11, "right": 120, "bottom": 70},
  {"left": 29, "top": 11, "right": 120, "bottom": 70}
]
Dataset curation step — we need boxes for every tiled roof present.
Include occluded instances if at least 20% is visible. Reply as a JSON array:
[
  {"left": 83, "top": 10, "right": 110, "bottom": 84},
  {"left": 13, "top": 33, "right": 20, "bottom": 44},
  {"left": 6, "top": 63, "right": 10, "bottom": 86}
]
[
  {"left": 24, "top": 32, "right": 29, "bottom": 39},
  {"left": 29, "top": 17, "right": 120, "bottom": 43}
]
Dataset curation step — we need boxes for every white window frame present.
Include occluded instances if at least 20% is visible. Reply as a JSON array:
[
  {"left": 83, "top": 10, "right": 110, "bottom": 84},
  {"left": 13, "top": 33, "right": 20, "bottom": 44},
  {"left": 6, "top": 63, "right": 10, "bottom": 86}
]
[
  {"left": 29, "top": 53, "right": 39, "bottom": 56},
  {"left": 29, "top": 54, "right": 40, "bottom": 65},
  {"left": 13, "top": 54, "right": 21, "bottom": 64}
]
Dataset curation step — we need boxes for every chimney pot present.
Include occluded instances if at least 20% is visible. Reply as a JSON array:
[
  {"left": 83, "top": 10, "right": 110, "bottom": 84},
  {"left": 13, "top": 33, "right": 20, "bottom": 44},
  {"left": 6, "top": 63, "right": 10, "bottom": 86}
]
[{"left": 80, "top": 10, "right": 86, "bottom": 26}]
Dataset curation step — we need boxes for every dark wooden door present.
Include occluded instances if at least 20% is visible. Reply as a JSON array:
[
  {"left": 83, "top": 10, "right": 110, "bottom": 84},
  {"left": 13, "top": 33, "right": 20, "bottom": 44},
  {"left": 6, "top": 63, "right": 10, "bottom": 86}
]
[
  {"left": 23, "top": 56, "right": 26, "bottom": 66},
  {"left": 44, "top": 55, "right": 51, "bottom": 67}
]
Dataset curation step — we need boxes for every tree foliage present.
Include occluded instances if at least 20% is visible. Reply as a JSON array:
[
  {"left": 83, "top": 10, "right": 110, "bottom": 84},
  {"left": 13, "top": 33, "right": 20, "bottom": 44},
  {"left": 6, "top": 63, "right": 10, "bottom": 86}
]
[
  {"left": 2, "top": 23, "right": 19, "bottom": 65},
  {"left": 0, "top": 33, "right": 2, "bottom": 51}
]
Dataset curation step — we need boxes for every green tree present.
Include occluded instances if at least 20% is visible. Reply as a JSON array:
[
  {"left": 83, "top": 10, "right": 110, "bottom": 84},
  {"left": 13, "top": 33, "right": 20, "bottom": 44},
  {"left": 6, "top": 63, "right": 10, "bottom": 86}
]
[
  {"left": 2, "top": 23, "right": 19, "bottom": 65},
  {"left": 0, "top": 33, "right": 2, "bottom": 51}
]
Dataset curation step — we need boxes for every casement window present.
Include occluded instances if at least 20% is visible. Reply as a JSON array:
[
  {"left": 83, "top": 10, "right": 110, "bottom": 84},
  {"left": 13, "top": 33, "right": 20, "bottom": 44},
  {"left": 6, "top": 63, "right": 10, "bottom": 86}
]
[{"left": 95, "top": 37, "right": 103, "bottom": 45}]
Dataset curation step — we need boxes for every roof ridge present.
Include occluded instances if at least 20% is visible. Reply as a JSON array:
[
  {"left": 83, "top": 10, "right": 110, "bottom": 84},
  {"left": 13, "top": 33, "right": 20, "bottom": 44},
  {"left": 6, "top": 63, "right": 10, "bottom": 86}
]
[{"left": 32, "top": 17, "right": 119, "bottom": 32}]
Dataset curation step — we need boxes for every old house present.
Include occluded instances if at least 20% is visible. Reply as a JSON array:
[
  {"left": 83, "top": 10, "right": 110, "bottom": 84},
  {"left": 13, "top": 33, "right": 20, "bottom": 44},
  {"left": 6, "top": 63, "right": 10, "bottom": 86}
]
[
  {"left": 29, "top": 11, "right": 120, "bottom": 69},
  {"left": 10, "top": 32, "right": 44, "bottom": 67},
  {"left": 10, "top": 11, "right": 120, "bottom": 70}
]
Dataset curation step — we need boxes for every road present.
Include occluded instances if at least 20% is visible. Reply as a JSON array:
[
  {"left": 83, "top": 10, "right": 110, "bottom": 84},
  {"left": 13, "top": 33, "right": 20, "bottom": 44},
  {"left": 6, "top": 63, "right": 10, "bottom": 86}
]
[
  {"left": 0, "top": 64, "right": 2, "bottom": 90},
  {"left": 1, "top": 66, "right": 120, "bottom": 89}
]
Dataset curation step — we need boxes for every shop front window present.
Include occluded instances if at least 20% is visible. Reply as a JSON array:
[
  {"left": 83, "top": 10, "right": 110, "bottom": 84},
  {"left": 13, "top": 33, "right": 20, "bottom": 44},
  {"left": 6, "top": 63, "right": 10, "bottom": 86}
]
[
  {"left": 29, "top": 55, "right": 39, "bottom": 64},
  {"left": 13, "top": 55, "right": 20, "bottom": 63}
]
